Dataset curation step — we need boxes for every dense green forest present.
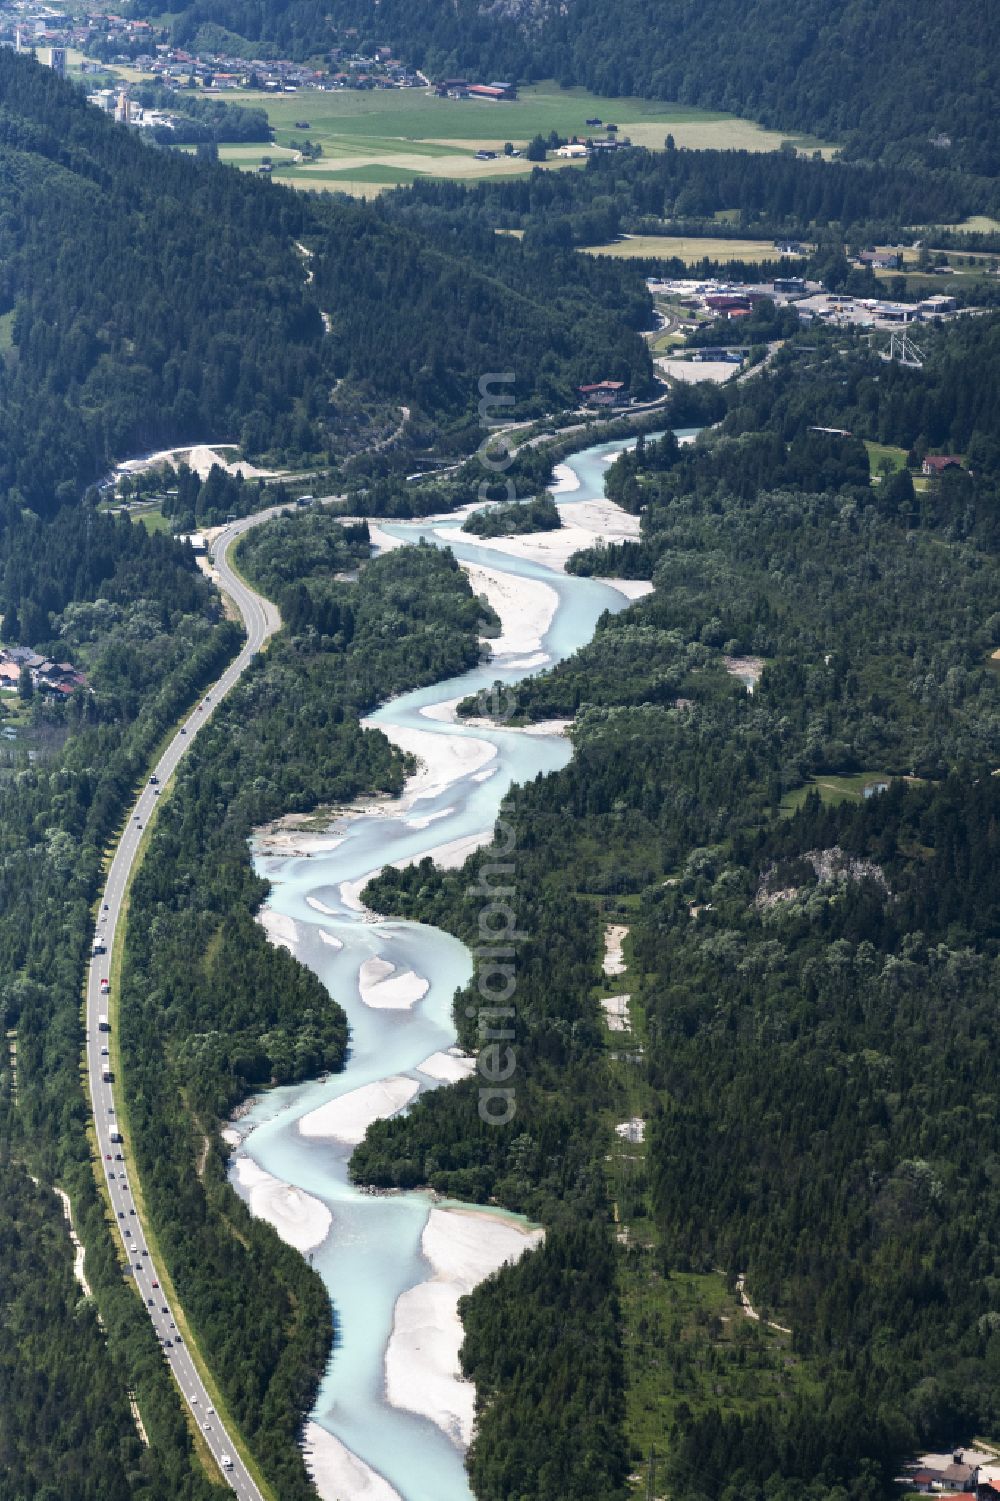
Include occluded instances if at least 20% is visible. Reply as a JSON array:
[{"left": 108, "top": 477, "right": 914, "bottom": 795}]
[
  {"left": 116, "top": 519, "right": 497, "bottom": 1494},
  {"left": 355, "top": 310, "right": 1000, "bottom": 1496},
  {"left": 5, "top": 11, "right": 1000, "bottom": 1497},
  {"left": 383, "top": 146, "right": 1000, "bottom": 248},
  {"left": 144, "top": 0, "right": 1000, "bottom": 172},
  {"left": 462, "top": 494, "right": 560, "bottom": 537},
  {"left": 0, "top": 515, "right": 240, "bottom": 1497},
  {"left": 0, "top": 1164, "right": 223, "bottom": 1501},
  {"left": 0, "top": 50, "right": 653, "bottom": 509}
]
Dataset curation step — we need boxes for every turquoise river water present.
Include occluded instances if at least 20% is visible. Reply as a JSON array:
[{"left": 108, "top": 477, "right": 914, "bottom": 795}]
[{"left": 229, "top": 433, "right": 676, "bottom": 1500}]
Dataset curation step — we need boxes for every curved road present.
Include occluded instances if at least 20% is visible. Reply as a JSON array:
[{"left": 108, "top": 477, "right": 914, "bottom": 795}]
[{"left": 85, "top": 511, "right": 284, "bottom": 1498}]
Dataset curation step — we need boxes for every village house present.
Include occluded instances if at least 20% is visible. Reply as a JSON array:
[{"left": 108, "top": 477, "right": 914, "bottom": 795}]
[
  {"left": 922, "top": 454, "right": 963, "bottom": 476},
  {"left": 0, "top": 646, "right": 88, "bottom": 697},
  {"left": 860, "top": 249, "right": 903, "bottom": 270},
  {"left": 578, "top": 380, "right": 627, "bottom": 408}
]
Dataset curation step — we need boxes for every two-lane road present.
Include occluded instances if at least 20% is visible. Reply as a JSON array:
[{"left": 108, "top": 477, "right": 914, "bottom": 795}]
[{"left": 85, "top": 510, "right": 286, "bottom": 1498}]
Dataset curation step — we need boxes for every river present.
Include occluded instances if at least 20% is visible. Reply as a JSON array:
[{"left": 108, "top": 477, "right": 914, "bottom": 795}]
[{"left": 227, "top": 432, "right": 671, "bottom": 1501}]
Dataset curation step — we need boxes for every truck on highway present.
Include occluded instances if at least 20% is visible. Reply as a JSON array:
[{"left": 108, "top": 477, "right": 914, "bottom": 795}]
[
  {"left": 109, "top": 1129, "right": 123, "bottom": 1144},
  {"left": 99, "top": 977, "right": 110, "bottom": 994},
  {"left": 102, "top": 1067, "right": 113, "bottom": 1083},
  {"left": 220, "top": 1454, "right": 234, "bottom": 1470},
  {"left": 98, "top": 1013, "right": 110, "bottom": 1031}
]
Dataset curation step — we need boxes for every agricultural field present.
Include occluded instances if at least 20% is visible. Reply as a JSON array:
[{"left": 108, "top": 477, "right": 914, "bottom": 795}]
[
  {"left": 582, "top": 233, "right": 809, "bottom": 264},
  {"left": 81, "top": 68, "right": 835, "bottom": 194}
]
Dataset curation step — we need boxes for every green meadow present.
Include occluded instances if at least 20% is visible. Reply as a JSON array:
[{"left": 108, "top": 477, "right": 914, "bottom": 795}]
[{"left": 214, "top": 81, "right": 834, "bottom": 193}]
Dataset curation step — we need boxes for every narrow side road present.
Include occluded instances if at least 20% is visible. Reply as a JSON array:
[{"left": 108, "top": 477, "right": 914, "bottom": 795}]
[{"left": 84, "top": 510, "right": 284, "bottom": 1498}]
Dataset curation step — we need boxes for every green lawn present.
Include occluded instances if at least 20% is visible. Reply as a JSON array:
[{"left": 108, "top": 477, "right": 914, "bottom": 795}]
[
  {"left": 133, "top": 506, "right": 171, "bottom": 535},
  {"left": 781, "top": 770, "right": 899, "bottom": 814},
  {"left": 865, "top": 440, "right": 908, "bottom": 476}
]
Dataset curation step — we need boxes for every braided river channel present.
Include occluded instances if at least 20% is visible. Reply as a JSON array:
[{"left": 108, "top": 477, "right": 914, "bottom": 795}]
[{"left": 227, "top": 431, "right": 684, "bottom": 1500}]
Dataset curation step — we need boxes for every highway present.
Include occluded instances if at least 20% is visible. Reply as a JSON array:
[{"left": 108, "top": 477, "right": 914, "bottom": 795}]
[{"left": 84, "top": 510, "right": 284, "bottom": 1499}]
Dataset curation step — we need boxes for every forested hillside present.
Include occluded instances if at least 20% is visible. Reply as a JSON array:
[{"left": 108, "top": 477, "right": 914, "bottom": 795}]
[
  {"left": 355, "top": 312, "right": 1000, "bottom": 1497},
  {"left": 143, "top": 0, "right": 1000, "bottom": 173},
  {"left": 0, "top": 50, "right": 652, "bottom": 509},
  {"left": 384, "top": 146, "right": 1000, "bottom": 247},
  {"left": 117, "top": 520, "right": 498, "bottom": 1494}
]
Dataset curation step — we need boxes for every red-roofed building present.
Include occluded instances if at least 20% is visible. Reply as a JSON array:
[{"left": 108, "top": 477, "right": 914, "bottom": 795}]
[
  {"left": 922, "top": 454, "right": 963, "bottom": 476},
  {"left": 705, "top": 294, "right": 751, "bottom": 312},
  {"left": 578, "top": 380, "right": 627, "bottom": 408}
]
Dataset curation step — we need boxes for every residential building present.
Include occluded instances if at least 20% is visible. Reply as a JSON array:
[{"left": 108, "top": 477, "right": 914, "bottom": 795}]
[
  {"left": 922, "top": 454, "right": 963, "bottom": 476},
  {"left": 578, "top": 380, "right": 627, "bottom": 408}
]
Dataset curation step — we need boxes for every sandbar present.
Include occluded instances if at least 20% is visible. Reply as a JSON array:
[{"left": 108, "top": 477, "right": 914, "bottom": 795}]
[
  {"left": 298, "top": 1076, "right": 420, "bottom": 1144},
  {"left": 232, "top": 1158, "right": 332, "bottom": 1254},
  {"left": 462, "top": 561, "right": 557, "bottom": 659},
  {"left": 438, "top": 497, "right": 640, "bottom": 574},
  {"left": 419, "top": 698, "right": 461, "bottom": 724},
  {"left": 416, "top": 1049, "right": 477, "bottom": 1083},
  {"left": 302, "top": 1421, "right": 402, "bottom": 1501},
  {"left": 259, "top": 908, "right": 298, "bottom": 953},
  {"left": 606, "top": 579, "right": 654, "bottom": 600},
  {"left": 385, "top": 1207, "right": 544, "bottom": 1446},
  {"left": 406, "top": 804, "right": 454, "bottom": 829},
  {"left": 549, "top": 461, "right": 581, "bottom": 494},
  {"left": 367, "top": 522, "right": 405, "bottom": 554},
  {"left": 359, "top": 956, "right": 429, "bottom": 1010},
  {"left": 420, "top": 830, "right": 493, "bottom": 869},
  {"left": 362, "top": 720, "right": 497, "bottom": 808}
]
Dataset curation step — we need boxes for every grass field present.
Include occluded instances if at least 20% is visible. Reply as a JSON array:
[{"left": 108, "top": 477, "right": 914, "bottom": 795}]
[
  {"left": 865, "top": 440, "right": 908, "bottom": 475},
  {"left": 781, "top": 770, "right": 898, "bottom": 814},
  {"left": 583, "top": 233, "right": 808, "bottom": 264},
  {"left": 76, "top": 69, "right": 835, "bottom": 193}
]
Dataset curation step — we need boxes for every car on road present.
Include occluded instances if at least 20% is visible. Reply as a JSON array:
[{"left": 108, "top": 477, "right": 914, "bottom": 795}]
[{"left": 152, "top": 1279, "right": 159, "bottom": 1288}]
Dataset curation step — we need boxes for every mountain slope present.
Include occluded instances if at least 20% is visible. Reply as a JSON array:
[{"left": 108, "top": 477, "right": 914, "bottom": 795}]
[
  {"left": 0, "top": 51, "right": 652, "bottom": 513},
  {"left": 153, "top": 0, "right": 1000, "bottom": 174}
]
